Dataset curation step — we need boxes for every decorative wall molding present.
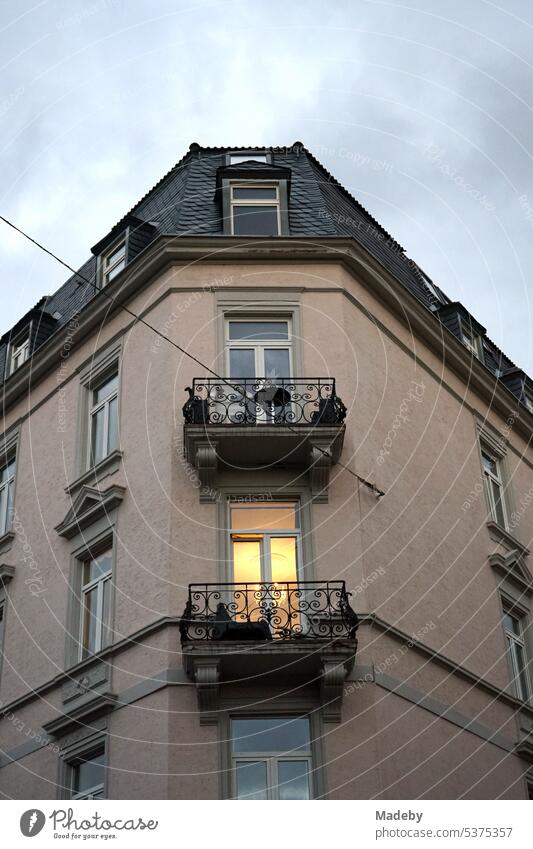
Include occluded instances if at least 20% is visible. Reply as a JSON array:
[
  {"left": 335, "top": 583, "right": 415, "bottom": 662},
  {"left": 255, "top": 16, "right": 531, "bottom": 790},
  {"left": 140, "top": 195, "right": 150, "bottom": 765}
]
[{"left": 55, "top": 484, "right": 126, "bottom": 539}]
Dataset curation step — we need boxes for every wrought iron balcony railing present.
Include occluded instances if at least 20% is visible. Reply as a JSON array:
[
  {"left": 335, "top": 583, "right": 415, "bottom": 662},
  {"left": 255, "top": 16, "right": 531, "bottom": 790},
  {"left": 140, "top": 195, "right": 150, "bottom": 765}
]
[
  {"left": 182, "top": 378, "right": 347, "bottom": 426},
  {"left": 179, "top": 581, "right": 358, "bottom": 642}
]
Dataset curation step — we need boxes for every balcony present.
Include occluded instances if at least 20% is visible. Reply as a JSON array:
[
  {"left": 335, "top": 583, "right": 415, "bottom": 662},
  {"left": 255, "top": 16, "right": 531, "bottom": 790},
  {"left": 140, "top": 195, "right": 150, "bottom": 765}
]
[
  {"left": 180, "top": 581, "right": 359, "bottom": 723},
  {"left": 182, "top": 378, "right": 347, "bottom": 502}
]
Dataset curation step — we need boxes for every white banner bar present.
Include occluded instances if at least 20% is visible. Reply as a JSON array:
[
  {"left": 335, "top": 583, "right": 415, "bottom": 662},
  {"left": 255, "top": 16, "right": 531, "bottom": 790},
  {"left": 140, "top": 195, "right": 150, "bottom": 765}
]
[{"left": 1, "top": 799, "right": 530, "bottom": 847}]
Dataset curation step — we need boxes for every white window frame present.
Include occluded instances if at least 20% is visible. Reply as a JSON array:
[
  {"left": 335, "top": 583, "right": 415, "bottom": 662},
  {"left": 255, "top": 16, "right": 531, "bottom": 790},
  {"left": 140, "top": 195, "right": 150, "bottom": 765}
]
[
  {"left": 68, "top": 747, "right": 106, "bottom": 800},
  {"left": 9, "top": 333, "right": 30, "bottom": 374},
  {"left": 87, "top": 371, "right": 119, "bottom": 468},
  {"left": 230, "top": 716, "right": 313, "bottom": 800},
  {"left": 461, "top": 324, "right": 481, "bottom": 359},
  {"left": 225, "top": 317, "right": 292, "bottom": 377},
  {"left": 78, "top": 549, "right": 112, "bottom": 661},
  {"left": 0, "top": 598, "right": 6, "bottom": 680},
  {"left": 0, "top": 455, "right": 16, "bottom": 537},
  {"left": 230, "top": 182, "right": 281, "bottom": 236},
  {"left": 481, "top": 447, "right": 508, "bottom": 529},
  {"left": 101, "top": 238, "right": 126, "bottom": 287},
  {"left": 502, "top": 604, "right": 530, "bottom": 702},
  {"left": 230, "top": 501, "right": 302, "bottom": 584},
  {"left": 523, "top": 390, "right": 533, "bottom": 415}
]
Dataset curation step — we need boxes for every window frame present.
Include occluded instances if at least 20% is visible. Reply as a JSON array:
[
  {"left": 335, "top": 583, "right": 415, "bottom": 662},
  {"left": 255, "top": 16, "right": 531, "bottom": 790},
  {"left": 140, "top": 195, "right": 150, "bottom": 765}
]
[
  {"left": 225, "top": 316, "right": 293, "bottom": 378},
  {"left": 461, "top": 323, "right": 482, "bottom": 359},
  {"left": 0, "top": 596, "right": 6, "bottom": 682},
  {"left": 75, "top": 341, "right": 122, "bottom": 480},
  {"left": 64, "top": 742, "right": 107, "bottom": 800},
  {"left": 0, "top": 453, "right": 16, "bottom": 538},
  {"left": 229, "top": 181, "right": 281, "bottom": 236},
  {"left": 229, "top": 500, "right": 302, "bottom": 585},
  {"left": 100, "top": 237, "right": 126, "bottom": 288},
  {"left": 87, "top": 370, "right": 119, "bottom": 469},
  {"left": 78, "top": 547, "right": 113, "bottom": 662},
  {"left": 221, "top": 712, "right": 322, "bottom": 800},
  {"left": 481, "top": 446, "right": 508, "bottom": 529},
  {"left": 8, "top": 331, "right": 30, "bottom": 374},
  {"left": 501, "top": 600, "right": 531, "bottom": 702}
]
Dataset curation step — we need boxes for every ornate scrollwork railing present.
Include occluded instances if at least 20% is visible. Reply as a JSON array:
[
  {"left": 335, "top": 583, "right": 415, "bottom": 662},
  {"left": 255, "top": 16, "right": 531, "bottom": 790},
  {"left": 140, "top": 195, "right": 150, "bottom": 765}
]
[
  {"left": 179, "top": 581, "right": 358, "bottom": 642},
  {"left": 182, "top": 378, "right": 347, "bottom": 426}
]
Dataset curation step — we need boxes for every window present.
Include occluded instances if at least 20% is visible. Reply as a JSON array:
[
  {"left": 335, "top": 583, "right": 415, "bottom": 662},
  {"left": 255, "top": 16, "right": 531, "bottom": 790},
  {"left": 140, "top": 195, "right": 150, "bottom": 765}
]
[
  {"left": 0, "top": 599, "right": 5, "bottom": 678},
  {"left": 461, "top": 324, "right": 481, "bottom": 359},
  {"left": 88, "top": 371, "right": 119, "bottom": 467},
  {"left": 230, "top": 501, "right": 300, "bottom": 630},
  {"left": 231, "top": 716, "right": 312, "bottom": 799},
  {"left": 0, "top": 455, "right": 15, "bottom": 537},
  {"left": 9, "top": 332, "right": 30, "bottom": 374},
  {"left": 102, "top": 239, "right": 126, "bottom": 287},
  {"left": 481, "top": 448, "right": 508, "bottom": 528},
  {"left": 502, "top": 604, "right": 530, "bottom": 702},
  {"left": 523, "top": 390, "right": 533, "bottom": 415},
  {"left": 230, "top": 182, "right": 280, "bottom": 235},
  {"left": 229, "top": 153, "right": 267, "bottom": 165},
  {"left": 225, "top": 319, "right": 292, "bottom": 423},
  {"left": 79, "top": 548, "right": 112, "bottom": 660},
  {"left": 68, "top": 748, "right": 106, "bottom": 799}
]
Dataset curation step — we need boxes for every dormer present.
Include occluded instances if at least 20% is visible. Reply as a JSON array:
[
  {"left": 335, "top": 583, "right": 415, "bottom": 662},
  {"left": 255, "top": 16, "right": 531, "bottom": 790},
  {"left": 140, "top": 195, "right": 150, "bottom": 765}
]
[
  {"left": 216, "top": 159, "right": 291, "bottom": 236},
  {"left": 436, "top": 302, "right": 487, "bottom": 361},
  {"left": 500, "top": 368, "right": 533, "bottom": 414},
  {"left": 1, "top": 297, "right": 58, "bottom": 380},
  {"left": 91, "top": 215, "right": 157, "bottom": 288}
]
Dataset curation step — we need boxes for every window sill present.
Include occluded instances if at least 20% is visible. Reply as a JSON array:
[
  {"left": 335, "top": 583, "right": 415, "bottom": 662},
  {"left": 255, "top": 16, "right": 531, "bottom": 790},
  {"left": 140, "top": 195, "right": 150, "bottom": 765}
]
[
  {"left": 65, "top": 450, "right": 123, "bottom": 499},
  {"left": 0, "top": 530, "right": 15, "bottom": 556},
  {"left": 487, "top": 521, "right": 530, "bottom": 557}
]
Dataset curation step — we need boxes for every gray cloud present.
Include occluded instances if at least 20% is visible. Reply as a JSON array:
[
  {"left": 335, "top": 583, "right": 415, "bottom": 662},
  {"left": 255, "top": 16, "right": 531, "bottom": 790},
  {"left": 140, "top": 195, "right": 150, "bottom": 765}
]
[{"left": 1, "top": 0, "right": 532, "bottom": 371}]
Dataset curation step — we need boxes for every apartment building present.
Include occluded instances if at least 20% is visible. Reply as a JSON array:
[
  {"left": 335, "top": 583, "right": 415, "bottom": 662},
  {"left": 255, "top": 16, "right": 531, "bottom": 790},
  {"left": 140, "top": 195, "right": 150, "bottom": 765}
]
[{"left": 0, "top": 142, "right": 532, "bottom": 800}]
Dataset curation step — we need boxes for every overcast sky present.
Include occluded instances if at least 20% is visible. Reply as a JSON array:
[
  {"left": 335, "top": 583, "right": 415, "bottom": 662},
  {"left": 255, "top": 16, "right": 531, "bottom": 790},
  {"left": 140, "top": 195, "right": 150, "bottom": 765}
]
[{"left": 1, "top": 0, "right": 532, "bottom": 372}]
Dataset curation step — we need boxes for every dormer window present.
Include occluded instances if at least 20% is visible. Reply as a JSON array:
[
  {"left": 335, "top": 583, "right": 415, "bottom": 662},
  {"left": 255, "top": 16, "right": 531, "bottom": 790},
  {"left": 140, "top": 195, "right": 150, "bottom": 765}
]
[
  {"left": 523, "top": 390, "right": 533, "bottom": 415},
  {"left": 102, "top": 239, "right": 126, "bottom": 287},
  {"left": 461, "top": 322, "right": 482, "bottom": 359},
  {"left": 230, "top": 183, "right": 280, "bottom": 236},
  {"left": 9, "top": 331, "right": 30, "bottom": 374}
]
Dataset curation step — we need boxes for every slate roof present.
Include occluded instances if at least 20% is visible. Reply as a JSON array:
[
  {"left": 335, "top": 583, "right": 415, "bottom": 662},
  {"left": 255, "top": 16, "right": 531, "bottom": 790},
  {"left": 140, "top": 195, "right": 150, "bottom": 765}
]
[{"left": 0, "top": 142, "right": 524, "bottom": 401}]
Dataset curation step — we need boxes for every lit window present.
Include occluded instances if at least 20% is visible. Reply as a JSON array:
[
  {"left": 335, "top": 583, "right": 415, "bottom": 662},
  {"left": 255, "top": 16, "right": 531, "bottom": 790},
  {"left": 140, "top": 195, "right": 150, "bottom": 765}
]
[
  {"left": 102, "top": 240, "right": 126, "bottom": 286},
  {"left": 69, "top": 748, "right": 106, "bottom": 799},
  {"left": 229, "top": 153, "right": 267, "bottom": 165},
  {"left": 230, "top": 502, "right": 299, "bottom": 635},
  {"left": 502, "top": 605, "right": 530, "bottom": 702},
  {"left": 0, "top": 456, "right": 15, "bottom": 536},
  {"left": 481, "top": 449, "right": 507, "bottom": 528},
  {"left": 230, "top": 183, "right": 280, "bottom": 236},
  {"left": 9, "top": 333, "right": 30, "bottom": 374},
  {"left": 88, "top": 371, "right": 119, "bottom": 467},
  {"left": 79, "top": 549, "right": 112, "bottom": 660},
  {"left": 231, "top": 716, "right": 312, "bottom": 799}
]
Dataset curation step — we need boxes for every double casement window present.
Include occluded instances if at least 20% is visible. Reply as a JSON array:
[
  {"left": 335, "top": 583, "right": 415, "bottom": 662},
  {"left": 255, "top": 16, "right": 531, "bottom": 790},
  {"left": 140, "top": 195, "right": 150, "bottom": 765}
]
[
  {"left": 101, "top": 239, "right": 126, "bottom": 287},
  {"left": 79, "top": 548, "right": 112, "bottom": 660},
  {"left": 502, "top": 605, "right": 530, "bottom": 702},
  {"left": 0, "top": 456, "right": 15, "bottom": 536},
  {"left": 88, "top": 371, "right": 119, "bottom": 467},
  {"left": 481, "top": 448, "right": 507, "bottom": 528},
  {"left": 225, "top": 319, "right": 292, "bottom": 423},
  {"left": 230, "top": 183, "right": 280, "bottom": 235},
  {"left": 461, "top": 325, "right": 481, "bottom": 358},
  {"left": 68, "top": 748, "right": 106, "bottom": 799},
  {"left": 230, "top": 501, "right": 300, "bottom": 633},
  {"left": 231, "top": 716, "right": 313, "bottom": 800},
  {"left": 9, "top": 333, "right": 30, "bottom": 374}
]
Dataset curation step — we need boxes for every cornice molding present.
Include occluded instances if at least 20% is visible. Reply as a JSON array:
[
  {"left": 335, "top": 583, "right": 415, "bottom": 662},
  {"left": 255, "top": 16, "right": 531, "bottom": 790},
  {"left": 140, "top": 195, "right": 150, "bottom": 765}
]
[
  {"left": 0, "top": 237, "right": 530, "bottom": 442},
  {"left": 55, "top": 483, "right": 126, "bottom": 539}
]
